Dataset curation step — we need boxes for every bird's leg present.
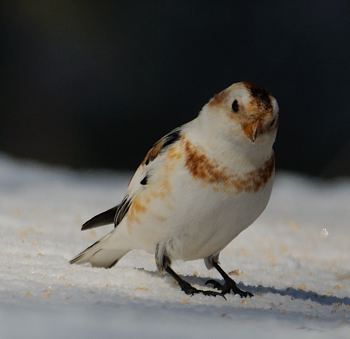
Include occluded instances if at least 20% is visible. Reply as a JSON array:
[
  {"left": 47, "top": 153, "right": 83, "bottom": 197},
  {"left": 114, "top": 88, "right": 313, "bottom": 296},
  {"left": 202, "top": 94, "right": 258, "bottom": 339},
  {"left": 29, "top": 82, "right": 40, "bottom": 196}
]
[
  {"left": 156, "top": 244, "right": 224, "bottom": 298},
  {"left": 165, "top": 265, "right": 225, "bottom": 298},
  {"left": 206, "top": 262, "right": 253, "bottom": 298}
]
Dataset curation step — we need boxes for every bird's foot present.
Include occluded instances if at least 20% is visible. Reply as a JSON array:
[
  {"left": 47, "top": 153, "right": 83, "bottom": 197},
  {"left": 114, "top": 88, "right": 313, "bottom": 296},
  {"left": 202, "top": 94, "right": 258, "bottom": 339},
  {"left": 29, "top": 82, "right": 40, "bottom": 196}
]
[
  {"left": 179, "top": 280, "right": 226, "bottom": 299},
  {"left": 205, "top": 279, "right": 253, "bottom": 298}
]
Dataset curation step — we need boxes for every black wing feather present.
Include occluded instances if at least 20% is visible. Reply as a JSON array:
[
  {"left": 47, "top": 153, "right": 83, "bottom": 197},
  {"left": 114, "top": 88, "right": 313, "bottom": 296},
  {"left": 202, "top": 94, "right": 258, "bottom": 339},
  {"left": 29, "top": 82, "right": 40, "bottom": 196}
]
[
  {"left": 114, "top": 195, "right": 132, "bottom": 226},
  {"left": 81, "top": 195, "right": 131, "bottom": 231},
  {"left": 81, "top": 206, "right": 117, "bottom": 231},
  {"left": 81, "top": 129, "right": 181, "bottom": 232}
]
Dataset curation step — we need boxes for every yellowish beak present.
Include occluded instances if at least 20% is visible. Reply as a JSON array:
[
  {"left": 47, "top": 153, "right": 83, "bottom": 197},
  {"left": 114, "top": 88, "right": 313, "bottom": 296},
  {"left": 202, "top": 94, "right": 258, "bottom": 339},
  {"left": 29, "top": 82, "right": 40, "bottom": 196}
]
[{"left": 243, "top": 121, "right": 261, "bottom": 142}]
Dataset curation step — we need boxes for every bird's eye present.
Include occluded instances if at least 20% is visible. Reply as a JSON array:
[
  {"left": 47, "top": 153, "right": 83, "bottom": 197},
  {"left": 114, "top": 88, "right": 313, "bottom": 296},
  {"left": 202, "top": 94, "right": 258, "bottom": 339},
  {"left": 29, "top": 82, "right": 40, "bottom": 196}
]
[
  {"left": 269, "top": 118, "right": 276, "bottom": 128},
  {"left": 232, "top": 99, "right": 239, "bottom": 113}
]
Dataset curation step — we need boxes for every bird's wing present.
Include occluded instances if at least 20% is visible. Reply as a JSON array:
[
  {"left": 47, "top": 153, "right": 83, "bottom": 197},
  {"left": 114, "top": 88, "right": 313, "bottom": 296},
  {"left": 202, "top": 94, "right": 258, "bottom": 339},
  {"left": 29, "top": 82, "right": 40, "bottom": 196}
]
[
  {"left": 81, "top": 128, "right": 182, "bottom": 231},
  {"left": 120, "top": 127, "right": 182, "bottom": 215},
  {"left": 81, "top": 197, "right": 132, "bottom": 231},
  {"left": 81, "top": 206, "right": 117, "bottom": 230}
]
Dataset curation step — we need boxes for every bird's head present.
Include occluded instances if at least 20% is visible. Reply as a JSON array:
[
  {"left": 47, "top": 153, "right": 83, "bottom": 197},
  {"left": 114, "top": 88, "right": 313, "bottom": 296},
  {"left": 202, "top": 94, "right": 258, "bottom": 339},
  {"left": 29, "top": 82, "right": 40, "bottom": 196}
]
[{"left": 201, "top": 82, "right": 279, "bottom": 146}]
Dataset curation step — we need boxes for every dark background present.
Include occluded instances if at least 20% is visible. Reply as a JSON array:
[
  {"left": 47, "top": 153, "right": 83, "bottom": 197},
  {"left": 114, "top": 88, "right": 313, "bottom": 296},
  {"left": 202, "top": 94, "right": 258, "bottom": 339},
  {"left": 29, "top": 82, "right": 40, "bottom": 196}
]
[{"left": 2, "top": 1, "right": 350, "bottom": 177}]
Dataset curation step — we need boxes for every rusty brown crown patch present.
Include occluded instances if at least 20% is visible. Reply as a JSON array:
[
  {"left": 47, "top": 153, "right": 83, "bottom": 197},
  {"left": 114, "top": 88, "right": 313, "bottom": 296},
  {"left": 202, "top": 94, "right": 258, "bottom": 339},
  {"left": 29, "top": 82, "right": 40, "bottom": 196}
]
[
  {"left": 184, "top": 139, "right": 274, "bottom": 192},
  {"left": 243, "top": 82, "right": 273, "bottom": 112}
]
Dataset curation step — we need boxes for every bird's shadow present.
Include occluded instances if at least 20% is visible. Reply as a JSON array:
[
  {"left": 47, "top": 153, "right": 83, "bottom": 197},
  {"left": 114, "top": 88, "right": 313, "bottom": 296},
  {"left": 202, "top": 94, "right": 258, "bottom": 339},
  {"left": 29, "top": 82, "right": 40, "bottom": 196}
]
[{"left": 135, "top": 268, "right": 350, "bottom": 306}]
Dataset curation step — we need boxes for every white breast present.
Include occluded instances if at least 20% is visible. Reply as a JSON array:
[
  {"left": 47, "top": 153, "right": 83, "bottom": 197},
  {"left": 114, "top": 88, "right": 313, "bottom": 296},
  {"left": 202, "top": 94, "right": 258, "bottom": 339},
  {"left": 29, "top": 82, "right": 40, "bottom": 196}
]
[
  {"left": 156, "top": 165, "right": 273, "bottom": 261},
  {"left": 170, "top": 173, "right": 274, "bottom": 261},
  {"left": 117, "top": 145, "right": 274, "bottom": 262}
]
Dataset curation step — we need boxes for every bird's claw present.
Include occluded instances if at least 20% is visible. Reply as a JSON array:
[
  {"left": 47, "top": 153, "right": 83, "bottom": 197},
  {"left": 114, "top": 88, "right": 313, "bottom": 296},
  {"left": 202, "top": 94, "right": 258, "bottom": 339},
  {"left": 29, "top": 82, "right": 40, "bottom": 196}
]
[
  {"left": 205, "top": 279, "right": 253, "bottom": 298},
  {"left": 205, "top": 279, "right": 223, "bottom": 290},
  {"left": 180, "top": 280, "right": 226, "bottom": 299}
]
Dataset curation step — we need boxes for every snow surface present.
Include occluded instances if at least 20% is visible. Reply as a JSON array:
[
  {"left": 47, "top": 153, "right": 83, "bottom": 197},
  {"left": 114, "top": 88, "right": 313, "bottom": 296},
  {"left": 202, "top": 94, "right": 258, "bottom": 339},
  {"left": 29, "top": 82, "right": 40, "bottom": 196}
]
[{"left": 0, "top": 153, "right": 350, "bottom": 338}]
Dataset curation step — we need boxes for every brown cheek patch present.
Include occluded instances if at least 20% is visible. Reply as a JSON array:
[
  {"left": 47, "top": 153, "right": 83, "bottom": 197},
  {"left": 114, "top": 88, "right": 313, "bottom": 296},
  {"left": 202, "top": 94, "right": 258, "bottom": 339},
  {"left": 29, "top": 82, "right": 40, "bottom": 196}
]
[{"left": 184, "top": 139, "right": 274, "bottom": 193}]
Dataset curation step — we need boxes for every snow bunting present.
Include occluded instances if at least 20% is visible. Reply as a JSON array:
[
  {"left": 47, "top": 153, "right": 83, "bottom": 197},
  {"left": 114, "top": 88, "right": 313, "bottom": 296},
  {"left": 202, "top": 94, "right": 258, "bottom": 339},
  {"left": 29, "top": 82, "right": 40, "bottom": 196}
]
[{"left": 70, "top": 81, "right": 279, "bottom": 298}]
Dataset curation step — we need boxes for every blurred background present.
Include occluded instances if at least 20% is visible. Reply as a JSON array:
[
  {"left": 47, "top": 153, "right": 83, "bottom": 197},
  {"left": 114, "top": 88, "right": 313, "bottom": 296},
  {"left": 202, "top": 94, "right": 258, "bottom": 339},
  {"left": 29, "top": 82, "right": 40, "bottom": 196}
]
[{"left": 2, "top": 0, "right": 350, "bottom": 177}]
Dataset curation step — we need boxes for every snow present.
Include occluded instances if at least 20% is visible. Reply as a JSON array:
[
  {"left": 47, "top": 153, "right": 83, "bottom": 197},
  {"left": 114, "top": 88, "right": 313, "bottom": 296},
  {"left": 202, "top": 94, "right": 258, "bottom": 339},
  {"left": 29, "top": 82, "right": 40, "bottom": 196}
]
[{"left": 0, "top": 153, "right": 349, "bottom": 338}]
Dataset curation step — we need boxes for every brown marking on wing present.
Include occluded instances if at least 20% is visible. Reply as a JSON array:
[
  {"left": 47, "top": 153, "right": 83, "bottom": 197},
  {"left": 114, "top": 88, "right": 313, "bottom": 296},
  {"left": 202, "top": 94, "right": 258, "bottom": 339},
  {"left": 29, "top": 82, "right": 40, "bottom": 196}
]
[
  {"left": 184, "top": 138, "right": 274, "bottom": 193},
  {"left": 127, "top": 197, "right": 147, "bottom": 225},
  {"left": 141, "top": 130, "right": 181, "bottom": 167},
  {"left": 127, "top": 144, "right": 183, "bottom": 228},
  {"left": 142, "top": 141, "right": 164, "bottom": 166},
  {"left": 147, "top": 146, "right": 181, "bottom": 201}
]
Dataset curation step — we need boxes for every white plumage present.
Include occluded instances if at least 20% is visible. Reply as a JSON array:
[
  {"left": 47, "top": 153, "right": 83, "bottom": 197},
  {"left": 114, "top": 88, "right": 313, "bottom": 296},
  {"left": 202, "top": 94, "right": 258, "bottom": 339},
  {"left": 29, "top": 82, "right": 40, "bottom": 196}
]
[{"left": 71, "top": 81, "right": 279, "bottom": 297}]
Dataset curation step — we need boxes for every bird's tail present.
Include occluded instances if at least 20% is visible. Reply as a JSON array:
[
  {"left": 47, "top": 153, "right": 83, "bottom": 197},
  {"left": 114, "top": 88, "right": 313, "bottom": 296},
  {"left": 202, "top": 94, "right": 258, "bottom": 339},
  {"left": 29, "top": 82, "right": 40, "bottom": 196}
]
[{"left": 70, "top": 231, "right": 129, "bottom": 268}]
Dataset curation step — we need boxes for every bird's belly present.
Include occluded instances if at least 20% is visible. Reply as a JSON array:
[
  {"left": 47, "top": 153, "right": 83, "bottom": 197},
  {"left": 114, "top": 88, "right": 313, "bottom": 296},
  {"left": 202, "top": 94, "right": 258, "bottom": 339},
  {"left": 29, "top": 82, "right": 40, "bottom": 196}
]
[
  {"left": 171, "top": 180, "right": 273, "bottom": 261},
  {"left": 124, "top": 169, "right": 274, "bottom": 261}
]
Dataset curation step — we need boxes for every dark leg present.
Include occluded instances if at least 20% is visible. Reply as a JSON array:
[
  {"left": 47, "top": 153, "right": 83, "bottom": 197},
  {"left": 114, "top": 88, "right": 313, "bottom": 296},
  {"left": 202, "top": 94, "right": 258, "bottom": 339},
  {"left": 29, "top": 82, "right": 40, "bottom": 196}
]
[
  {"left": 165, "top": 265, "right": 225, "bottom": 298},
  {"left": 206, "top": 262, "right": 253, "bottom": 298}
]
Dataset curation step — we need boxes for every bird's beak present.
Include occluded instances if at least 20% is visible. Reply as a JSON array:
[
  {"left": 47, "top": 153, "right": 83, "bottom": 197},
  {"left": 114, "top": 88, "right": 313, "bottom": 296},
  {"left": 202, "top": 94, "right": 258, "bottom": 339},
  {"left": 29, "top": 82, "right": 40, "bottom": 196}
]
[
  {"left": 243, "top": 121, "right": 261, "bottom": 143},
  {"left": 250, "top": 121, "right": 260, "bottom": 142}
]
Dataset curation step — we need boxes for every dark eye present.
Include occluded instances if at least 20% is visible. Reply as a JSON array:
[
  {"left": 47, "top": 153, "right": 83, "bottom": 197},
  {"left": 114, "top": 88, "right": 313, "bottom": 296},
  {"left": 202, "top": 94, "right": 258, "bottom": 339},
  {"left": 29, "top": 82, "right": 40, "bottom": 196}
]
[
  {"left": 269, "top": 118, "right": 276, "bottom": 127},
  {"left": 232, "top": 99, "right": 239, "bottom": 112}
]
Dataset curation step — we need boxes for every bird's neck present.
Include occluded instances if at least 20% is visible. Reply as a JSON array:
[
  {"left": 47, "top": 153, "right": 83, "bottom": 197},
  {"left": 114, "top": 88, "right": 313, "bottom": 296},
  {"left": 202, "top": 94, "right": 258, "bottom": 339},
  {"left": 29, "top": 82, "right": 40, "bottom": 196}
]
[{"left": 184, "top": 117, "right": 274, "bottom": 174}]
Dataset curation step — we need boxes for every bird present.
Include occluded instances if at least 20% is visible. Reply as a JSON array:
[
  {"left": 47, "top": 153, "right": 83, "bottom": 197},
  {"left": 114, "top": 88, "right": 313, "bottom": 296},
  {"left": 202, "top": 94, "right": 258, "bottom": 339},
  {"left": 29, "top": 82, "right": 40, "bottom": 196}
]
[{"left": 70, "top": 81, "right": 279, "bottom": 298}]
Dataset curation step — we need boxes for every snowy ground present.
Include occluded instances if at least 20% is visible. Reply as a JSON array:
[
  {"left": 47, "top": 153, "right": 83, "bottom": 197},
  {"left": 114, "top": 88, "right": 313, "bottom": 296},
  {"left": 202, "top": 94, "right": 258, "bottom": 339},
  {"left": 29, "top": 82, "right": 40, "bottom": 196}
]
[{"left": 0, "top": 153, "right": 349, "bottom": 339}]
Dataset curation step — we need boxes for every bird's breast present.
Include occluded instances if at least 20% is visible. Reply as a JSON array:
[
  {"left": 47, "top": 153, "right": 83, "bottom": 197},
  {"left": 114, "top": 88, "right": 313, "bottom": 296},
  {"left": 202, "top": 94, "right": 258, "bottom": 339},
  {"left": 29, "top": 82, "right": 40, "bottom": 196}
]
[
  {"left": 122, "top": 138, "right": 275, "bottom": 259},
  {"left": 183, "top": 138, "right": 275, "bottom": 193}
]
